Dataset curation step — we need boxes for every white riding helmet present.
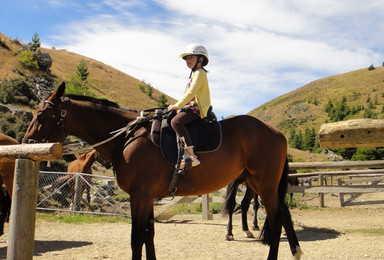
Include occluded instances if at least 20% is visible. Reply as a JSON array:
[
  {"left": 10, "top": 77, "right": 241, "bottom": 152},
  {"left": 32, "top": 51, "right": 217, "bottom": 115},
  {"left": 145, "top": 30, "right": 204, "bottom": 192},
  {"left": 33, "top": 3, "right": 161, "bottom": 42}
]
[{"left": 179, "top": 43, "right": 209, "bottom": 65}]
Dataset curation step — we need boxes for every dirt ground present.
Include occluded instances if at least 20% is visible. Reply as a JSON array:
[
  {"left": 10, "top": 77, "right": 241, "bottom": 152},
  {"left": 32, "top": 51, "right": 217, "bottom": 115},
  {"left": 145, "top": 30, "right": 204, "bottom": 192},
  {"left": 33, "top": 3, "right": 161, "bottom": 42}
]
[{"left": 0, "top": 193, "right": 383, "bottom": 260}]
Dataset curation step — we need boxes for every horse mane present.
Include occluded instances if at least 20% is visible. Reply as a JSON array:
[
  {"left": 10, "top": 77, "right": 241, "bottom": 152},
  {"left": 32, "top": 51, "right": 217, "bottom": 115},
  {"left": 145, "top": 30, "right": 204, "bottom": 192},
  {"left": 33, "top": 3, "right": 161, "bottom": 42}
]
[
  {"left": 66, "top": 94, "right": 138, "bottom": 113},
  {"left": 66, "top": 95, "right": 120, "bottom": 108}
]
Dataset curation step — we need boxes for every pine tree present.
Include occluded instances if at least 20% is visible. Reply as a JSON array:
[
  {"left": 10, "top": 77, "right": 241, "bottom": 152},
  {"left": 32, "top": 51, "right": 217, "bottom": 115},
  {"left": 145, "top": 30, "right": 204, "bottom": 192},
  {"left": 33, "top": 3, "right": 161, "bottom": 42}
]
[
  {"left": 157, "top": 94, "right": 168, "bottom": 107},
  {"left": 77, "top": 59, "right": 89, "bottom": 82},
  {"left": 31, "top": 32, "right": 41, "bottom": 51}
]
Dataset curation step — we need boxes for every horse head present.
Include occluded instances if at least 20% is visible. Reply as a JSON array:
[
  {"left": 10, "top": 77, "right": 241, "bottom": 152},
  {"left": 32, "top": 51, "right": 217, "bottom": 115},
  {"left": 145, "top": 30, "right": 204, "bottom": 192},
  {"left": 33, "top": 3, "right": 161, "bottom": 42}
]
[{"left": 23, "top": 82, "right": 69, "bottom": 144}]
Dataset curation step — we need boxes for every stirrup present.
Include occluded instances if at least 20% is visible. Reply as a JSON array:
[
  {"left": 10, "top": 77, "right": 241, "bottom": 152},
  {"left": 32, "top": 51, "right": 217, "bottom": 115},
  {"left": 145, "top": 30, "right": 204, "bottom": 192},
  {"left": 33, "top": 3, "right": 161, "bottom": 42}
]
[{"left": 179, "top": 156, "right": 200, "bottom": 168}]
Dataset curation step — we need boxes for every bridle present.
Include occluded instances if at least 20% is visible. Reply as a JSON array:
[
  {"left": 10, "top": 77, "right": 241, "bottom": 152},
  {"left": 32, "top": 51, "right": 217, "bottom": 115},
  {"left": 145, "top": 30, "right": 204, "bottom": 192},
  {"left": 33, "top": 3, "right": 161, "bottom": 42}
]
[
  {"left": 23, "top": 98, "right": 69, "bottom": 144},
  {"left": 44, "top": 98, "right": 69, "bottom": 143},
  {"left": 24, "top": 96, "right": 171, "bottom": 155}
]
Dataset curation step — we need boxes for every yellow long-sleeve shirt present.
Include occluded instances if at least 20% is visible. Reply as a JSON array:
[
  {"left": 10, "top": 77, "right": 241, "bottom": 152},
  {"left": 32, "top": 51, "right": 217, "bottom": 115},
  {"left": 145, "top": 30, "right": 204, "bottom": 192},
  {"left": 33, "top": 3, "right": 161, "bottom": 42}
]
[{"left": 175, "top": 69, "right": 211, "bottom": 118}]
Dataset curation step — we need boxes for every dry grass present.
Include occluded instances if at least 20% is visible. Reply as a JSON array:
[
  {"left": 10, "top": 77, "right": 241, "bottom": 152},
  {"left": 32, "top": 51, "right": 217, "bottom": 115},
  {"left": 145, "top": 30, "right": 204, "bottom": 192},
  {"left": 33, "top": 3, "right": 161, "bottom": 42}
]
[
  {"left": 0, "top": 32, "right": 175, "bottom": 110},
  {"left": 249, "top": 66, "right": 384, "bottom": 135}
]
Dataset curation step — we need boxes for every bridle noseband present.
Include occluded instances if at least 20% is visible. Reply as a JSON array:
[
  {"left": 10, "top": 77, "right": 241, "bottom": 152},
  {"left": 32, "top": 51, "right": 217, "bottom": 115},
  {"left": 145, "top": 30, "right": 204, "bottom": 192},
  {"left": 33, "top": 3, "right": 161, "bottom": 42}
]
[{"left": 23, "top": 98, "right": 69, "bottom": 144}]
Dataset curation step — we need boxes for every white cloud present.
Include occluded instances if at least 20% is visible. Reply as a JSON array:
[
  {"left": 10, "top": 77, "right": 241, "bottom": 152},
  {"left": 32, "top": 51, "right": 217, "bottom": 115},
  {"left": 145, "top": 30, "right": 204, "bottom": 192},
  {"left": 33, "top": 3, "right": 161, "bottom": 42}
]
[{"left": 45, "top": 0, "right": 384, "bottom": 118}]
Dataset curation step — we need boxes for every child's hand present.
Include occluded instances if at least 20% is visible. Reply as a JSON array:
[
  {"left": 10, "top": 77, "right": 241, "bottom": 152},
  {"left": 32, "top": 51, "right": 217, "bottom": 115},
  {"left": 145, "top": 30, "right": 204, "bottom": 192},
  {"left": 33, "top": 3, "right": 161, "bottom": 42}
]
[{"left": 168, "top": 105, "right": 178, "bottom": 111}]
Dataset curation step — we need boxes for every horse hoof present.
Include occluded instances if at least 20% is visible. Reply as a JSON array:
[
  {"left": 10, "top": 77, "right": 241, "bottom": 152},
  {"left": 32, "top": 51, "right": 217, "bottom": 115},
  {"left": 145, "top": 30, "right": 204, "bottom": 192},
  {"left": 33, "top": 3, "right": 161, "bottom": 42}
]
[
  {"left": 244, "top": 231, "right": 254, "bottom": 238},
  {"left": 253, "top": 226, "right": 260, "bottom": 231},
  {"left": 226, "top": 235, "right": 234, "bottom": 241},
  {"left": 293, "top": 246, "right": 303, "bottom": 260}
]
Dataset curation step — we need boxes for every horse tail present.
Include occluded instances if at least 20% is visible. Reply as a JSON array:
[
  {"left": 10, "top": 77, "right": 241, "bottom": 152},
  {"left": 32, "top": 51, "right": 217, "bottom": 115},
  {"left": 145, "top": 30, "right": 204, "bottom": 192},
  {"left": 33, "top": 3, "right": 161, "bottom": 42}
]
[
  {"left": 260, "top": 157, "right": 289, "bottom": 245},
  {"left": 278, "top": 158, "right": 289, "bottom": 203}
]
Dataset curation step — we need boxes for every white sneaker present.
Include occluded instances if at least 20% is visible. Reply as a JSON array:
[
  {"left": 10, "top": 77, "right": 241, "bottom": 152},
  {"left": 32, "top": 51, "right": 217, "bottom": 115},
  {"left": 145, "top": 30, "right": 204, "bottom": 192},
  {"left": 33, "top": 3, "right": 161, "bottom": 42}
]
[{"left": 179, "top": 156, "right": 200, "bottom": 168}]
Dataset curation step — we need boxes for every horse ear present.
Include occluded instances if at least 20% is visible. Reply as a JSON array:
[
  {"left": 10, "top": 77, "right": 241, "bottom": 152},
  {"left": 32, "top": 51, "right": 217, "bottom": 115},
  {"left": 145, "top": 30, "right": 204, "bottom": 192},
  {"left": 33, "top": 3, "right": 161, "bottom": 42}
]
[{"left": 55, "top": 82, "right": 66, "bottom": 98}]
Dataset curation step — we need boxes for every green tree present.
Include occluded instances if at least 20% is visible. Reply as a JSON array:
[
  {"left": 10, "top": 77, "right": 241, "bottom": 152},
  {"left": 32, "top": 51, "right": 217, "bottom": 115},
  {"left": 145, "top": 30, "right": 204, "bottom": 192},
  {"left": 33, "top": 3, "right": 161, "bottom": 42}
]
[
  {"left": 31, "top": 32, "right": 41, "bottom": 51},
  {"left": 146, "top": 84, "right": 153, "bottom": 97},
  {"left": 302, "top": 127, "right": 317, "bottom": 151},
  {"left": 138, "top": 80, "right": 154, "bottom": 97},
  {"left": 157, "top": 94, "right": 168, "bottom": 107},
  {"left": 288, "top": 127, "right": 303, "bottom": 150},
  {"left": 326, "top": 96, "right": 351, "bottom": 122},
  {"left": 77, "top": 59, "right": 89, "bottom": 82},
  {"left": 352, "top": 147, "right": 384, "bottom": 160},
  {"left": 325, "top": 99, "right": 333, "bottom": 113},
  {"left": 66, "top": 59, "right": 93, "bottom": 96}
]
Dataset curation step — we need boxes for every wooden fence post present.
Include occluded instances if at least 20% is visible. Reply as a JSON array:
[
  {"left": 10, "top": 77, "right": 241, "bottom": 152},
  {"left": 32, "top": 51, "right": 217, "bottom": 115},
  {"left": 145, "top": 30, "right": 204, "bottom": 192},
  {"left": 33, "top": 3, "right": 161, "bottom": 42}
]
[
  {"left": 0, "top": 143, "right": 62, "bottom": 260},
  {"left": 202, "top": 194, "right": 213, "bottom": 220},
  {"left": 7, "top": 159, "right": 40, "bottom": 260},
  {"left": 73, "top": 174, "right": 82, "bottom": 211},
  {"left": 319, "top": 174, "right": 324, "bottom": 207}
]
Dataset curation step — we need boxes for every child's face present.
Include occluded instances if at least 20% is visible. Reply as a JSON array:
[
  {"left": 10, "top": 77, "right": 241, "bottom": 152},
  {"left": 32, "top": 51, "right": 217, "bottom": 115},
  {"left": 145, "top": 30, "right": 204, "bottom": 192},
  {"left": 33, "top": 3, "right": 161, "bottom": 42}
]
[{"left": 185, "top": 55, "right": 198, "bottom": 69}]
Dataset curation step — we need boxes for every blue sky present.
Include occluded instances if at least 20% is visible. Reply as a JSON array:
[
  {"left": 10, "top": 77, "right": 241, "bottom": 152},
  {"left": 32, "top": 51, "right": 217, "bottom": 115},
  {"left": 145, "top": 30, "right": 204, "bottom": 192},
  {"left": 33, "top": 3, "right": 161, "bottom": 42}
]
[{"left": 1, "top": 0, "right": 383, "bottom": 119}]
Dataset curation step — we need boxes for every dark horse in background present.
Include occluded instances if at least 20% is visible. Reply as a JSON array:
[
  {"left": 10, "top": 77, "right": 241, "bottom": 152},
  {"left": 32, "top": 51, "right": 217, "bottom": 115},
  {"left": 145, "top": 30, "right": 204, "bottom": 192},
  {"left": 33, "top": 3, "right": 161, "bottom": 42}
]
[
  {"left": 0, "top": 133, "right": 19, "bottom": 236},
  {"left": 224, "top": 170, "right": 300, "bottom": 241},
  {"left": 23, "top": 83, "right": 302, "bottom": 260},
  {"left": 224, "top": 169, "right": 260, "bottom": 241}
]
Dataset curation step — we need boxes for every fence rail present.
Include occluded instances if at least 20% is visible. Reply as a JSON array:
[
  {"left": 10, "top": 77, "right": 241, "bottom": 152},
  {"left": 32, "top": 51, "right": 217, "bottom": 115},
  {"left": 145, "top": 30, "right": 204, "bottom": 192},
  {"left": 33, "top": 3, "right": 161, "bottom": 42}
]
[{"left": 287, "top": 160, "right": 384, "bottom": 207}]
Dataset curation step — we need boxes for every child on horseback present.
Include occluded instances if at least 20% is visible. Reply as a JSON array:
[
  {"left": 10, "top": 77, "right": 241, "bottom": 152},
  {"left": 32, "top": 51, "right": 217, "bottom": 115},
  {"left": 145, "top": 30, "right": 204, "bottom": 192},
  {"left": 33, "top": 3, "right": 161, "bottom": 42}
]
[{"left": 168, "top": 43, "right": 211, "bottom": 168}]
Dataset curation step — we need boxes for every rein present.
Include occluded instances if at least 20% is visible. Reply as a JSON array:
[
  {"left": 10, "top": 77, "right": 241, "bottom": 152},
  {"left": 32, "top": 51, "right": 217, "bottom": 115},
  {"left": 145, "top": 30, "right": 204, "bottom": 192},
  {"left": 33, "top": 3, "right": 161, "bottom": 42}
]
[{"left": 63, "top": 108, "right": 171, "bottom": 155}]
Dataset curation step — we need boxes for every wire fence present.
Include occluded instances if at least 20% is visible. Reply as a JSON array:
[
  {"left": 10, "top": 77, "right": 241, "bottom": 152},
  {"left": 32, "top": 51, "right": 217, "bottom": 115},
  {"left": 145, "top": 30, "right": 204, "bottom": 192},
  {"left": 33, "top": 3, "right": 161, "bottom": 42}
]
[{"left": 37, "top": 171, "right": 131, "bottom": 217}]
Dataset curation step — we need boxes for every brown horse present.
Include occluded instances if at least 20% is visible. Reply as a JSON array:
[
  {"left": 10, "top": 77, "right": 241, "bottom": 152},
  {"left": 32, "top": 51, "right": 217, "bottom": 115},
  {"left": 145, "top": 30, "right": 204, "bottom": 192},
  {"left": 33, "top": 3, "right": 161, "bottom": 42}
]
[
  {"left": 52, "top": 149, "right": 101, "bottom": 209},
  {"left": 0, "top": 133, "right": 18, "bottom": 197},
  {"left": 23, "top": 83, "right": 302, "bottom": 260},
  {"left": 0, "top": 133, "right": 18, "bottom": 235}
]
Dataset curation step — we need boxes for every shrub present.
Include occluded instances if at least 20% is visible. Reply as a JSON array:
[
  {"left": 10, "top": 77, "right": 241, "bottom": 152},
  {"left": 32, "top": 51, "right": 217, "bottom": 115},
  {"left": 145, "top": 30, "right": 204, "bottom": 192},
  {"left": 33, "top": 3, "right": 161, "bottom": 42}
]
[
  {"left": 138, "top": 80, "right": 154, "bottom": 97},
  {"left": 285, "top": 194, "right": 308, "bottom": 209},
  {"left": 0, "top": 112, "right": 33, "bottom": 142},
  {"left": 0, "top": 78, "right": 39, "bottom": 107},
  {"left": 18, "top": 50, "right": 39, "bottom": 70},
  {"left": 368, "top": 64, "right": 375, "bottom": 70}
]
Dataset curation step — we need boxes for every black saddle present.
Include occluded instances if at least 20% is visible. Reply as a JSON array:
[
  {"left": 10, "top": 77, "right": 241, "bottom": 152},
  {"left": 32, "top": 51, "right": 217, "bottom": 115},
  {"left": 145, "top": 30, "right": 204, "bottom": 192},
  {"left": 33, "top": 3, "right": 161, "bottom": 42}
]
[{"left": 151, "top": 110, "right": 222, "bottom": 164}]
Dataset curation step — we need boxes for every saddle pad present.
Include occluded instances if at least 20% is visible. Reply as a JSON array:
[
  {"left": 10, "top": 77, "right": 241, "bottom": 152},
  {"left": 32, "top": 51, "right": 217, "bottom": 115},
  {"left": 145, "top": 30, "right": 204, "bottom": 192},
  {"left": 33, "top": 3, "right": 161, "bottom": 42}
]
[{"left": 160, "top": 120, "right": 222, "bottom": 164}]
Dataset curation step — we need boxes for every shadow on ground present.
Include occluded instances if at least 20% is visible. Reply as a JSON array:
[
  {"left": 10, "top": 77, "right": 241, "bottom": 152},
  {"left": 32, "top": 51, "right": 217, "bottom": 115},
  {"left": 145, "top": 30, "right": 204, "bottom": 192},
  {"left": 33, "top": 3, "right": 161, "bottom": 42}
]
[{"left": 0, "top": 240, "right": 92, "bottom": 258}]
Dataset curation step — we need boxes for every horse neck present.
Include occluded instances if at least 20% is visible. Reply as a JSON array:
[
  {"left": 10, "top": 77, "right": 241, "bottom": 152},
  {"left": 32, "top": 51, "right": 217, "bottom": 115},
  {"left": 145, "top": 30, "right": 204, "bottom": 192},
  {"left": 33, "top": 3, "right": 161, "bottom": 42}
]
[
  {"left": 76, "top": 150, "right": 97, "bottom": 173},
  {"left": 66, "top": 99, "right": 137, "bottom": 160}
]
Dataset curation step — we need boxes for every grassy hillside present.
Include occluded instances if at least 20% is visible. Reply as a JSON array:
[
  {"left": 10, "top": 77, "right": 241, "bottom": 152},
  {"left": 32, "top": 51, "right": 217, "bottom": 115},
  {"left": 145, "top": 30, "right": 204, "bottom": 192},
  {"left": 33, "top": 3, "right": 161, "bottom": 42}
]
[
  {"left": 249, "top": 66, "right": 384, "bottom": 136},
  {"left": 0, "top": 32, "right": 175, "bottom": 110}
]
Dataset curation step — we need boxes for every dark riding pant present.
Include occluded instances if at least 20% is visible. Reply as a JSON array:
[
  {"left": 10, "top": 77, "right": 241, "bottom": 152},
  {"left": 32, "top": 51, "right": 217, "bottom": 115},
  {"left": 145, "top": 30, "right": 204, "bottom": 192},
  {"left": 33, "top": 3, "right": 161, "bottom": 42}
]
[{"left": 170, "top": 109, "right": 200, "bottom": 147}]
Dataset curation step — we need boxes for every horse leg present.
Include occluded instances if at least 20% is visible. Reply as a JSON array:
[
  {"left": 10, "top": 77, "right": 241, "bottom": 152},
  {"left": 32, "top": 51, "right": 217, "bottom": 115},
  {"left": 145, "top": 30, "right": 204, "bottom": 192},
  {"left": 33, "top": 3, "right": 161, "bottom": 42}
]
[
  {"left": 252, "top": 193, "right": 260, "bottom": 231},
  {"left": 144, "top": 207, "right": 156, "bottom": 258},
  {"left": 224, "top": 179, "right": 242, "bottom": 241},
  {"left": 241, "top": 186, "right": 255, "bottom": 238},
  {"left": 259, "top": 159, "right": 293, "bottom": 260},
  {"left": 282, "top": 204, "right": 303, "bottom": 259},
  {"left": 0, "top": 181, "right": 5, "bottom": 236},
  {"left": 130, "top": 197, "right": 156, "bottom": 260},
  {"left": 259, "top": 196, "right": 282, "bottom": 260}
]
